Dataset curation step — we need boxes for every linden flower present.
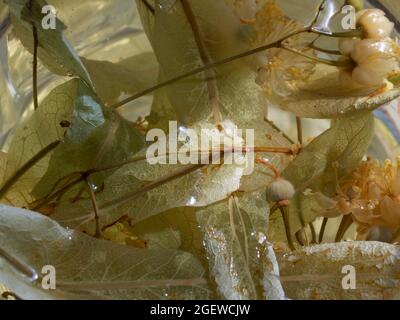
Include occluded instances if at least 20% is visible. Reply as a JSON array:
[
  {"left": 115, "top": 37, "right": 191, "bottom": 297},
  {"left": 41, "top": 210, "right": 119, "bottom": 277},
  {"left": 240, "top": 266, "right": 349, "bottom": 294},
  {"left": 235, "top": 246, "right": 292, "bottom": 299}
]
[
  {"left": 356, "top": 9, "right": 394, "bottom": 40},
  {"left": 339, "top": 9, "right": 400, "bottom": 87},
  {"left": 339, "top": 38, "right": 400, "bottom": 87},
  {"left": 323, "top": 158, "right": 400, "bottom": 242}
]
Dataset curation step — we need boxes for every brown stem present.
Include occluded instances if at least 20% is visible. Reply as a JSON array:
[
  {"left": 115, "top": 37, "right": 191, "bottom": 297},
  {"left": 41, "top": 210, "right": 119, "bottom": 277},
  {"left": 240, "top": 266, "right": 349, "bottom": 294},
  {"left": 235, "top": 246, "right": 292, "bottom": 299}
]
[
  {"left": 99, "top": 163, "right": 207, "bottom": 211},
  {"left": 309, "top": 222, "right": 317, "bottom": 244},
  {"left": 296, "top": 116, "right": 303, "bottom": 145},
  {"left": 110, "top": 29, "right": 308, "bottom": 109},
  {"left": 32, "top": 25, "right": 39, "bottom": 110},
  {"left": 0, "top": 247, "right": 38, "bottom": 281},
  {"left": 319, "top": 217, "right": 328, "bottom": 243},
  {"left": 85, "top": 178, "right": 101, "bottom": 238},
  {"left": 32, "top": 176, "right": 83, "bottom": 211},
  {"left": 264, "top": 118, "right": 295, "bottom": 144},
  {"left": 180, "top": 0, "right": 221, "bottom": 123},
  {"left": 89, "top": 146, "right": 293, "bottom": 175},
  {"left": 0, "top": 141, "right": 61, "bottom": 200},
  {"left": 335, "top": 214, "right": 353, "bottom": 242}
]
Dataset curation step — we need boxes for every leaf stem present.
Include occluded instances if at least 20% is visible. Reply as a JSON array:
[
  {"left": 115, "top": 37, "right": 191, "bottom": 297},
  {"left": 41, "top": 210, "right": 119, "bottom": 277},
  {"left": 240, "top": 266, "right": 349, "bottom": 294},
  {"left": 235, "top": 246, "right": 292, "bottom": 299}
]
[
  {"left": 335, "top": 214, "right": 353, "bottom": 242},
  {"left": 0, "top": 247, "right": 38, "bottom": 282},
  {"left": 319, "top": 217, "right": 328, "bottom": 243},
  {"left": 110, "top": 29, "right": 308, "bottom": 109},
  {"left": 0, "top": 141, "right": 61, "bottom": 200},
  {"left": 32, "top": 175, "right": 83, "bottom": 211},
  {"left": 296, "top": 116, "right": 303, "bottom": 145},
  {"left": 32, "top": 25, "right": 39, "bottom": 111},
  {"left": 282, "top": 46, "right": 353, "bottom": 68},
  {"left": 178, "top": 0, "right": 222, "bottom": 123},
  {"left": 85, "top": 177, "right": 102, "bottom": 238},
  {"left": 99, "top": 163, "right": 207, "bottom": 211}
]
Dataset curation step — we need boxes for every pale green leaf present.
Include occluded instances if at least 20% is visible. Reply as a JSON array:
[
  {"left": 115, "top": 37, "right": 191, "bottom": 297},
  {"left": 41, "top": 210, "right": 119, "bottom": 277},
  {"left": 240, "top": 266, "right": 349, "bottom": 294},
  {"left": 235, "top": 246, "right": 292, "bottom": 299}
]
[
  {"left": 0, "top": 204, "right": 210, "bottom": 299},
  {"left": 81, "top": 52, "right": 158, "bottom": 105},
  {"left": 6, "top": 0, "right": 92, "bottom": 84},
  {"left": 1, "top": 79, "right": 78, "bottom": 206},
  {"left": 262, "top": 44, "right": 400, "bottom": 119},
  {"left": 196, "top": 191, "right": 285, "bottom": 300},
  {"left": 32, "top": 79, "right": 144, "bottom": 200},
  {"left": 278, "top": 242, "right": 400, "bottom": 300}
]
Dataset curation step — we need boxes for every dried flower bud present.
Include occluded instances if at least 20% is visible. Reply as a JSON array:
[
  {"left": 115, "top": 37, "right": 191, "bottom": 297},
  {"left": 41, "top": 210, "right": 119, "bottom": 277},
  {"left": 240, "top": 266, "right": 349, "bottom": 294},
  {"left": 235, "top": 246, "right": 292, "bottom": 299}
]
[
  {"left": 266, "top": 178, "right": 295, "bottom": 203},
  {"left": 356, "top": 9, "right": 394, "bottom": 39}
]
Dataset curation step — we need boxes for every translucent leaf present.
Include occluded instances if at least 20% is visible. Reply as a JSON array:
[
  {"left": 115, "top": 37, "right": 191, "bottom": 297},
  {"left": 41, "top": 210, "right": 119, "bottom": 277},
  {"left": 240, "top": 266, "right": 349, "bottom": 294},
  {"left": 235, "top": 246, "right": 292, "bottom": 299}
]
[
  {"left": 269, "top": 112, "right": 374, "bottom": 240},
  {"left": 283, "top": 112, "right": 374, "bottom": 192},
  {"left": 50, "top": 120, "right": 251, "bottom": 232},
  {"left": 196, "top": 191, "right": 285, "bottom": 300},
  {"left": 6, "top": 0, "right": 92, "bottom": 84},
  {"left": 1, "top": 79, "right": 78, "bottom": 206},
  {"left": 139, "top": 0, "right": 294, "bottom": 125},
  {"left": 263, "top": 51, "right": 400, "bottom": 119},
  {"left": 0, "top": 204, "right": 210, "bottom": 299},
  {"left": 278, "top": 242, "right": 400, "bottom": 300},
  {"left": 32, "top": 79, "right": 144, "bottom": 200},
  {"left": 81, "top": 53, "right": 158, "bottom": 105}
]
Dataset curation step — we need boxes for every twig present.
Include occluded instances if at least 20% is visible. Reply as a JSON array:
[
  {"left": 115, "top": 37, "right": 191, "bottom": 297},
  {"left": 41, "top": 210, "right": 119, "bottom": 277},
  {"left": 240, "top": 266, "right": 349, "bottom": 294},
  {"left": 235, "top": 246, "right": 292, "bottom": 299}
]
[
  {"left": 32, "top": 25, "right": 39, "bottom": 110},
  {"left": 296, "top": 116, "right": 303, "bottom": 145},
  {"left": 32, "top": 175, "right": 83, "bottom": 211},
  {"left": 0, "top": 141, "right": 61, "bottom": 200},
  {"left": 335, "top": 214, "right": 353, "bottom": 242},
  {"left": 99, "top": 163, "right": 207, "bottom": 211},
  {"left": 319, "top": 217, "right": 328, "bottom": 243},
  {"left": 85, "top": 178, "right": 102, "bottom": 238},
  {"left": 110, "top": 29, "right": 308, "bottom": 109},
  {"left": 179, "top": 0, "right": 221, "bottom": 123},
  {"left": 0, "top": 247, "right": 38, "bottom": 281}
]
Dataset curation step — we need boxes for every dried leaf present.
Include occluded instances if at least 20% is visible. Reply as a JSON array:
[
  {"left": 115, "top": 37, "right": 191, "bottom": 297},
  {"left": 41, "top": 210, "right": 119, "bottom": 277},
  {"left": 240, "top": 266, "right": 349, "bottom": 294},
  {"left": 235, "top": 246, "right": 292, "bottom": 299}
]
[
  {"left": 1, "top": 79, "right": 78, "bottom": 206},
  {"left": 6, "top": 0, "right": 92, "bottom": 84},
  {"left": 0, "top": 204, "right": 210, "bottom": 299},
  {"left": 197, "top": 191, "right": 285, "bottom": 300},
  {"left": 81, "top": 53, "right": 158, "bottom": 105},
  {"left": 278, "top": 241, "right": 400, "bottom": 300},
  {"left": 32, "top": 79, "right": 144, "bottom": 200}
]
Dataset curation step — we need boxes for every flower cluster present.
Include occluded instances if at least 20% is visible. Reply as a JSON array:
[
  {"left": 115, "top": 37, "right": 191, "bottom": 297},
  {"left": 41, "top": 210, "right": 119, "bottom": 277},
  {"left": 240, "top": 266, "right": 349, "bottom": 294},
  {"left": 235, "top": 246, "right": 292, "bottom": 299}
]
[
  {"left": 339, "top": 9, "right": 400, "bottom": 87},
  {"left": 317, "top": 158, "right": 400, "bottom": 243}
]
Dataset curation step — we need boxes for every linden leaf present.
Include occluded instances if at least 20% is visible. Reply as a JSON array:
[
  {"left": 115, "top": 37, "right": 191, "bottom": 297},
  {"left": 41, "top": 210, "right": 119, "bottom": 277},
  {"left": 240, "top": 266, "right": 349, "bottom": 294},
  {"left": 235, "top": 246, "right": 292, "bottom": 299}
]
[
  {"left": 265, "top": 59, "right": 400, "bottom": 119},
  {"left": 196, "top": 191, "right": 285, "bottom": 300},
  {"left": 278, "top": 242, "right": 400, "bottom": 300},
  {"left": 50, "top": 120, "right": 250, "bottom": 233},
  {"left": 6, "top": 0, "right": 92, "bottom": 84},
  {"left": 81, "top": 52, "right": 158, "bottom": 106},
  {"left": 32, "top": 79, "right": 145, "bottom": 200},
  {"left": 0, "top": 79, "right": 79, "bottom": 206},
  {"left": 0, "top": 204, "right": 210, "bottom": 300}
]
